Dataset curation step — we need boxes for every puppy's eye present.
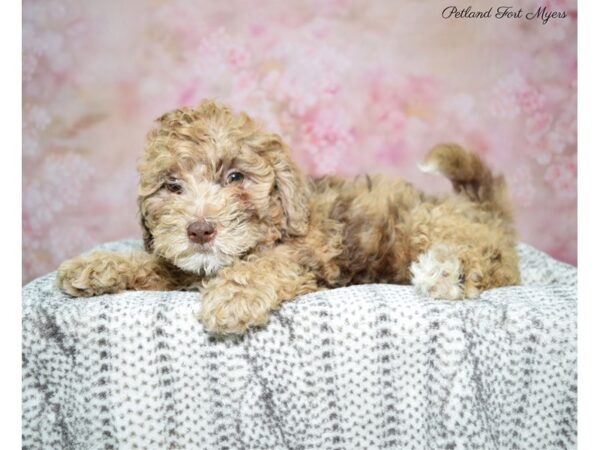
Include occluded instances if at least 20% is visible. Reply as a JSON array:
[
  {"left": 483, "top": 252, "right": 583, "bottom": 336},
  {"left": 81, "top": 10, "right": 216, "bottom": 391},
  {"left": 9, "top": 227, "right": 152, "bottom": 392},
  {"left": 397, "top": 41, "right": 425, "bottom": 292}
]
[
  {"left": 165, "top": 181, "right": 182, "bottom": 194},
  {"left": 226, "top": 171, "right": 244, "bottom": 184}
]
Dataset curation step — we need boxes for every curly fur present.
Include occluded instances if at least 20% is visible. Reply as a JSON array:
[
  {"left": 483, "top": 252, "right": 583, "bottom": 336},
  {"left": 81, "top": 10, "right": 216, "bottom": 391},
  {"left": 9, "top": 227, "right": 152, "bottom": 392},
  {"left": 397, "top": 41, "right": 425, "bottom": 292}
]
[{"left": 57, "top": 101, "right": 521, "bottom": 335}]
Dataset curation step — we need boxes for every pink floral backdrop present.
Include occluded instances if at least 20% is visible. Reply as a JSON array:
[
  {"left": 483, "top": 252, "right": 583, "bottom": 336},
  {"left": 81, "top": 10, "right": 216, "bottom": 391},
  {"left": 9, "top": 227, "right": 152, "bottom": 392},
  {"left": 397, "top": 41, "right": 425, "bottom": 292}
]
[{"left": 22, "top": 0, "right": 577, "bottom": 284}]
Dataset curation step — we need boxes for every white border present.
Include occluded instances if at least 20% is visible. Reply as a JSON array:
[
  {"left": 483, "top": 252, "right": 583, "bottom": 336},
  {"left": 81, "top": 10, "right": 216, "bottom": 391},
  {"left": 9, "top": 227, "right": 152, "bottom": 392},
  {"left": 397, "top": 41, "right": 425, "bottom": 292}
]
[{"left": 578, "top": 0, "right": 598, "bottom": 447}]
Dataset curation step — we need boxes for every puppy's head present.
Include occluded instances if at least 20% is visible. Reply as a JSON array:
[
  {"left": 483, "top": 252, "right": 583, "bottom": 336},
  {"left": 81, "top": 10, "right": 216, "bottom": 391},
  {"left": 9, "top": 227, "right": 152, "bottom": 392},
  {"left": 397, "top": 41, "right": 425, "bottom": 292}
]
[{"left": 137, "top": 100, "right": 309, "bottom": 275}]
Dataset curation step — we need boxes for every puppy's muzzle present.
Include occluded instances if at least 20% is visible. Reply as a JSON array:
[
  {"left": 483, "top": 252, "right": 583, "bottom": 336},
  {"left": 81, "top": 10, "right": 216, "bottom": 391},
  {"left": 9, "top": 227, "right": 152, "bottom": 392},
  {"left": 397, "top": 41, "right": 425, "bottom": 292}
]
[{"left": 187, "top": 219, "right": 216, "bottom": 244}]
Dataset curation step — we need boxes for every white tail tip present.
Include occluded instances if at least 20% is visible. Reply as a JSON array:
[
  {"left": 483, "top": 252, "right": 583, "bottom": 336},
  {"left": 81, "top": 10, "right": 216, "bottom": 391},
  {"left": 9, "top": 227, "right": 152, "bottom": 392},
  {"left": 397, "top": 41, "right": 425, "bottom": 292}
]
[{"left": 417, "top": 162, "right": 440, "bottom": 174}]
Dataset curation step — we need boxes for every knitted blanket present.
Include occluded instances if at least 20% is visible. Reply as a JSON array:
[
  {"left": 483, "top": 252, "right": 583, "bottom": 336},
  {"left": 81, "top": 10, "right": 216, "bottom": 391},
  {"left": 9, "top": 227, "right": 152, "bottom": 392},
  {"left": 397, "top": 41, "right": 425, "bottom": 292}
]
[{"left": 22, "top": 241, "right": 577, "bottom": 450}]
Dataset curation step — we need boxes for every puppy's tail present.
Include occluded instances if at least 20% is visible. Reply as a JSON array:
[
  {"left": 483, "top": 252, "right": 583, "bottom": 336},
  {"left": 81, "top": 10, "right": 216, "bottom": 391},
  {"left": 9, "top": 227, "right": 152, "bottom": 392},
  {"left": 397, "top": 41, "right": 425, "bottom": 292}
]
[{"left": 418, "top": 143, "right": 513, "bottom": 218}]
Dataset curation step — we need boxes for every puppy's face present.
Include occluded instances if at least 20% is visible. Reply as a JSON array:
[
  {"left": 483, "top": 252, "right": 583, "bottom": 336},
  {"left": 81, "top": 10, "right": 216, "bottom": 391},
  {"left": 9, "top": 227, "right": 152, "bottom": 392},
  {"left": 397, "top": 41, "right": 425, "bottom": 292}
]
[{"left": 137, "top": 101, "right": 309, "bottom": 275}]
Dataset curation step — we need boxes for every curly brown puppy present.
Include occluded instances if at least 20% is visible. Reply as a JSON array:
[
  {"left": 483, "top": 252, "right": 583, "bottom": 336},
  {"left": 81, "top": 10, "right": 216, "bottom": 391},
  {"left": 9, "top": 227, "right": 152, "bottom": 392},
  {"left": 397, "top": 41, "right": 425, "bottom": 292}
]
[{"left": 57, "top": 100, "right": 520, "bottom": 335}]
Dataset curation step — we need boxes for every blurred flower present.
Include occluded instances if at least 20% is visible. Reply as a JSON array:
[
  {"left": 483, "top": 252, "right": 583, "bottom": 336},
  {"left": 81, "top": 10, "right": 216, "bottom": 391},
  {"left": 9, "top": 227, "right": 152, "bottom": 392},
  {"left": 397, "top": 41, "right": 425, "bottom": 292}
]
[
  {"left": 489, "top": 70, "right": 528, "bottom": 118},
  {"left": 507, "top": 165, "right": 536, "bottom": 207},
  {"left": 544, "top": 155, "right": 577, "bottom": 200},
  {"left": 555, "top": 101, "right": 577, "bottom": 144},
  {"left": 27, "top": 105, "right": 52, "bottom": 130},
  {"left": 525, "top": 112, "right": 553, "bottom": 144},
  {"left": 518, "top": 88, "right": 546, "bottom": 114},
  {"left": 375, "top": 141, "right": 406, "bottom": 165},
  {"left": 23, "top": 154, "right": 94, "bottom": 230},
  {"left": 301, "top": 107, "right": 356, "bottom": 174}
]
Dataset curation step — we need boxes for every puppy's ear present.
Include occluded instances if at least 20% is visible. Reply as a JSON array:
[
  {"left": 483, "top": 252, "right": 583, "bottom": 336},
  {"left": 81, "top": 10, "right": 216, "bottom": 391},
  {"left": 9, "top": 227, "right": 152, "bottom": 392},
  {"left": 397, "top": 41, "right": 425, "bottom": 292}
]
[
  {"left": 267, "top": 138, "right": 310, "bottom": 236},
  {"left": 137, "top": 197, "right": 154, "bottom": 252}
]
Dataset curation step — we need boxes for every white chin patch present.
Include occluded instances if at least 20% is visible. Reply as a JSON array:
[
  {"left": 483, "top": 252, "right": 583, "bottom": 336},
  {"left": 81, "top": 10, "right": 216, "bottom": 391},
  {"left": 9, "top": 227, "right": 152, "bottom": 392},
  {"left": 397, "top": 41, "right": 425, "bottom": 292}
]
[{"left": 174, "top": 252, "right": 228, "bottom": 276}]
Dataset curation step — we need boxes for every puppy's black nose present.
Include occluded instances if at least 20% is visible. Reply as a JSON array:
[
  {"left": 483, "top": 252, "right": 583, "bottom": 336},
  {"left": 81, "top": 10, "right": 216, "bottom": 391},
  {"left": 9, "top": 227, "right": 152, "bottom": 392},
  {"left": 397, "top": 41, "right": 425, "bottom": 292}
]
[{"left": 187, "top": 220, "right": 216, "bottom": 244}]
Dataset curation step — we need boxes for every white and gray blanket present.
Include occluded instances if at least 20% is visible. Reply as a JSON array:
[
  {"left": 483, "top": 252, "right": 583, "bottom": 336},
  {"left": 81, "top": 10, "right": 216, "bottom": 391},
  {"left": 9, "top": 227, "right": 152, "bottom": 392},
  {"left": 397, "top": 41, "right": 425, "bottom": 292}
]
[{"left": 22, "top": 241, "right": 577, "bottom": 450}]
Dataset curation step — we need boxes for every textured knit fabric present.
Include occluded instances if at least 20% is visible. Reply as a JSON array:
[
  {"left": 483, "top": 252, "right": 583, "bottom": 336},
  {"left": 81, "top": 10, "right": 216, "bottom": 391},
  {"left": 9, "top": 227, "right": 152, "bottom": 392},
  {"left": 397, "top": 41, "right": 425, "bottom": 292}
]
[{"left": 22, "top": 241, "right": 577, "bottom": 450}]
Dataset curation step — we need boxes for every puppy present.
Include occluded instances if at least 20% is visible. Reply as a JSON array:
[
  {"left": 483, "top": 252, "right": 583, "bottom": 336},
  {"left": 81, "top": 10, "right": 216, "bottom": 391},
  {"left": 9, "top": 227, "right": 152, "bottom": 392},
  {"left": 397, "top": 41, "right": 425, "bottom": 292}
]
[{"left": 57, "top": 101, "right": 520, "bottom": 335}]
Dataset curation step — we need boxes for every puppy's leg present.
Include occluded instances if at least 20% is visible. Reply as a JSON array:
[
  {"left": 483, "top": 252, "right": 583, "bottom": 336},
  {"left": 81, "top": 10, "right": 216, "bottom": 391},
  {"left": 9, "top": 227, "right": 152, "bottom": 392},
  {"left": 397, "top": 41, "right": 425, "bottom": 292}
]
[
  {"left": 199, "top": 246, "right": 317, "bottom": 335},
  {"left": 409, "top": 201, "right": 520, "bottom": 300},
  {"left": 410, "top": 238, "right": 520, "bottom": 300},
  {"left": 410, "top": 243, "right": 465, "bottom": 299},
  {"left": 57, "top": 251, "right": 177, "bottom": 297}
]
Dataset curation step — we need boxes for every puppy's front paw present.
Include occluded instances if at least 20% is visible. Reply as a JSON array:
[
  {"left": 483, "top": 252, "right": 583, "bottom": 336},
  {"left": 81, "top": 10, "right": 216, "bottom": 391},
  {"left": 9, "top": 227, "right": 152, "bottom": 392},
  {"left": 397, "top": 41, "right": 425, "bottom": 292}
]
[
  {"left": 56, "top": 252, "right": 129, "bottom": 297},
  {"left": 199, "top": 277, "right": 275, "bottom": 335}
]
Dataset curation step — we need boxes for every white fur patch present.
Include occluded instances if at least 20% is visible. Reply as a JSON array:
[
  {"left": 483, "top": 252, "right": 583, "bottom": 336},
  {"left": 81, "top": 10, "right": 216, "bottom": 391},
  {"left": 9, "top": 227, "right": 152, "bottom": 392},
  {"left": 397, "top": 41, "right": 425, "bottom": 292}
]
[
  {"left": 417, "top": 162, "right": 440, "bottom": 175},
  {"left": 410, "top": 244, "right": 463, "bottom": 300},
  {"left": 174, "top": 252, "right": 228, "bottom": 276}
]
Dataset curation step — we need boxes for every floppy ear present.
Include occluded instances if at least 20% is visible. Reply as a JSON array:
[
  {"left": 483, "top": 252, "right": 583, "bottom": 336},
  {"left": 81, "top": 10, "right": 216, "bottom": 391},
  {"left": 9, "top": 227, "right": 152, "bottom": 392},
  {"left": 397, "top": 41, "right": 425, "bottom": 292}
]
[
  {"left": 269, "top": 140, "right": 310, "bottom": 236},
  {"left": 137, "top": 141, "right": 166, "bottom": 253},
  {"left": 137, "top": 196, "right": 154, "bottom": 252}
]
